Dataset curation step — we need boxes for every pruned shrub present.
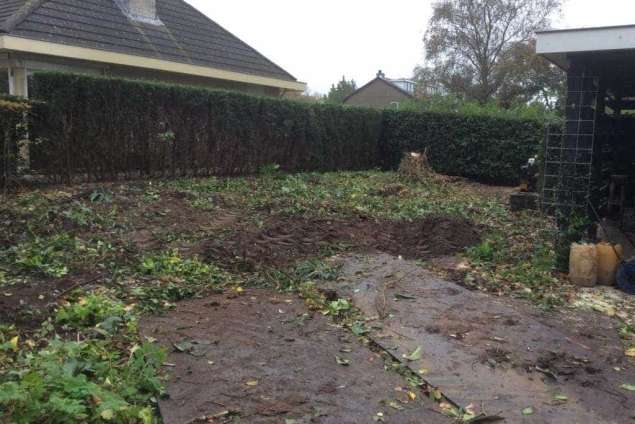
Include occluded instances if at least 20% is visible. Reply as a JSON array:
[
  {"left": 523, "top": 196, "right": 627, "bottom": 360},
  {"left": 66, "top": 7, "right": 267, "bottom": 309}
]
[
  {"left": 0, "top": 97, "right": 30, "bottom": 190},
  {"left": 28, "top": 72, "right": 383, "bottom": 182},
  {"left": 10, "top": 72, "right": 546, "bottom": 185},
  {"left": 380, "top": 110, "right": 543, "bottom": 184}
]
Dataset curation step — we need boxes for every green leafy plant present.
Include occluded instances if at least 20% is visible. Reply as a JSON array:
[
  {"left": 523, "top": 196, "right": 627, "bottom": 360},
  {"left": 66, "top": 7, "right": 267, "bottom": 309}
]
[
  {"left": 56, "top": 293, "right": 134, "bottom": 334},
  {"left": 294, "top": 259, "right": 341, "bottom": 282},
  {"left": 140, "top": 250, "right": 217, "bottom": 283},
  {"left": 554, "top": 211, "right": 591, "bottom": 270},
  {"left": 6, "top": 234, "right": 76, "bottom": 278},
  {"left": 259, "top": 163, "right": 282, "bottom": 176},
  {"left": 327, "top": 299, "right": 351, "bottom": 316},
  {"left": 135, "top": 250, "right": 229, "bottom": 312},
  {"left": 0, "top": 338, "right": 164, "bottom": 423},
  {"left": 467, "top": 234, "right": 508, "bottom": 265},
  {"left": 61, "top": 201, "right": 95, "bottom": 227},
  {"left": 90, "top": 189, "right": 113, "bottom": 204}
]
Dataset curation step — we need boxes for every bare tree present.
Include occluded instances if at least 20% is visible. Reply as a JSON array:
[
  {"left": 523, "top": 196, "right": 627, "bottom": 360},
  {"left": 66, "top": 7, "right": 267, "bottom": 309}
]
[{"left": 423, "top": 0, "right": 562, "bottom": 104}]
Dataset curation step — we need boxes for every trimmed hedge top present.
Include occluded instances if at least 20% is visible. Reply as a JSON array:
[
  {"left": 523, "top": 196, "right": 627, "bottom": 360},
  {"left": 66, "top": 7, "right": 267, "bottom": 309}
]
[{"left": 16, "top": 72, "right": 543, "bottom": 184}]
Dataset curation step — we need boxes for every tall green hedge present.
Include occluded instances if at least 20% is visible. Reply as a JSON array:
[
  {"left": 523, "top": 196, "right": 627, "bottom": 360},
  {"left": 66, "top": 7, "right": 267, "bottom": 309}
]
[
  {"left": 23, "top": 72, "right": 543, "bottom": 185},
  {"left": 380, "top": 110, "right": 543, "bottom": 184},
  {"left": 29, "top": 72, "right": 382, "bottom": 182},
  {"left": 0, "top": 97, "right": 30, "bottom": 189}
]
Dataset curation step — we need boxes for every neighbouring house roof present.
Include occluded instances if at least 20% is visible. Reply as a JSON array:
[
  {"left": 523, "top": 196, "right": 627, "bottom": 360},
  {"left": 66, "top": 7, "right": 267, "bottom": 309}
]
[
  {"left": 0, "top": 0, "right": 304, "bottom": 90},
  {"left": 536, "top": 25, "right": 635, "bottom": 70},
  {"left": 343, "top": 75, "right": 415, "bottom": 104}
]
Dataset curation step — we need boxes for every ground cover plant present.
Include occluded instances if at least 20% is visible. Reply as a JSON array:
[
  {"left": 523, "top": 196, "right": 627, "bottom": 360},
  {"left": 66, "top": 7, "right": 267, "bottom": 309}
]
[{"left": 1, "top": 170, "right": 632, "bottom": 423}]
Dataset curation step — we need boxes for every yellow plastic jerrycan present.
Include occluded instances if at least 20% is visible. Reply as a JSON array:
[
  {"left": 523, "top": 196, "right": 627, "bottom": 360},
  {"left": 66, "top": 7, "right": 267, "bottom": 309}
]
[
  {"left": 596, "top": 242, "right": 623, "bottom": 286},
  {"left": 569, "top": 243, "right": 598, "bottom": 287}
]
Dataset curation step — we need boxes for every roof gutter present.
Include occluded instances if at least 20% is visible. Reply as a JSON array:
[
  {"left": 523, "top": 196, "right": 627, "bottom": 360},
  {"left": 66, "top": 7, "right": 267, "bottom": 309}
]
[{"left": 0, "top": 35, "right": 306, "bottom": 91}]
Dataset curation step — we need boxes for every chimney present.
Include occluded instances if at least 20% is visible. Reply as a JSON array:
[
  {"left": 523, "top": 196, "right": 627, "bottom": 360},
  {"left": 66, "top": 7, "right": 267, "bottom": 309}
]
[{"left": 117, "top": 0, "right": 161, "bottom": 24}]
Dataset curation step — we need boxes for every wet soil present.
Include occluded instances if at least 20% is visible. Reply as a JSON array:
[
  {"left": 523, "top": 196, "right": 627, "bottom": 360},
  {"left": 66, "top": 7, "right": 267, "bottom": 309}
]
[
  {"left": 0, "top": 189, "right": 238, "bottom": 329},
  {"left": 206, "top": 215, "right": 480, "bottom": 270},
  {"left": 0, "top": 273, "right": 102, "bottom": 329},
  {"left": 332, "top": 253, "right": 635, "bottom": 424},
  {"left": 140, "top": 289, "right": 450, "bottom": 424}
]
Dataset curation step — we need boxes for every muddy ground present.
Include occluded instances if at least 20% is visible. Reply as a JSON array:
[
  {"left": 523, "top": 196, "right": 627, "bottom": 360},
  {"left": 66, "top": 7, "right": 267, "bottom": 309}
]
[
  {"left": 3, "top": 177, "right": 634, "bottom": 423},
  {"left": 205, "top": 215, "right": 480, "bottom": 270},
  {"left": 141, "top": 290, "right": 451, "bottom": 424},
  {"left": 331, "top": 253, "right": 635, "bottom": 424},
  {"left": 141, "top": 252, "right": 635, "bottom": 423}
]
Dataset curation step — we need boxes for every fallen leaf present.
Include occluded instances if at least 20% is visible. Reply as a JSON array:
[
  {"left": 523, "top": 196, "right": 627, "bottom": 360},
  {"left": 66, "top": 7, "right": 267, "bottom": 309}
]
[
  {"left": 403, "top": 346, "right": 423, "bottom": 361},
  {"left": 407, "top": 391, "right": 417, "bottom": 400},
  {"left": 430, "top": 388, "right": 443, "bottom": 401},
  {"left": 100, "top": 409, "right": 114, "bottom": 420},
  {"left": 173, "top": 341, "right": 193, "bottom": 353},
  {"left": 626, "top": 347, "right": 635, "bottom": 358},
  {"left": 522, "top": 407, "right": 534, "bottom": 416},
  {"left": 245, "top": 380, "right": 259, "bottom": 387},
  {"left": 336, "top": 356, "right": 351, "bottom": 366},
  {"left": 620, "top": 384, "right": 635, "bottom": 391},
  {"left": 374, "top": 412, "right": 385, "bottom": 423},
  {"left": 388, "top": 400, "right": 403, "bottom": 410},
  {"left": 554, "top": 394, "right": 568, "bottom": 402},
  {"left": 9, "top": 336, "right": 18, "bottom": 352}
]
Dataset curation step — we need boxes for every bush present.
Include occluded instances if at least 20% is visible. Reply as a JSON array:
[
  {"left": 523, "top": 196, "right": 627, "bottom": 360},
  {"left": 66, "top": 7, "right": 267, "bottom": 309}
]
[
  {"left": 29, "top": 72, "right": 382, "bottom": 182},
  {"left": 400, "top": 95, "right": 559, "bottom": 122},
  {"left": 380, "top": 110, "right": 543, "bottom": 184},
  {"left": 20, "top": 72, "right": 545, "bottom": 185},
  {"left": 0, "top": 97, "right": 30, "bottom": 189}
]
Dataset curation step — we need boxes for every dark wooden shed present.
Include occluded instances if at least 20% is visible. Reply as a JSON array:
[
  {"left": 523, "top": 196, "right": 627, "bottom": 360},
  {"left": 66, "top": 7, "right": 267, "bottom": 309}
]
[{"left": 537, "top": 25, "right": 635, "bottom": 225}]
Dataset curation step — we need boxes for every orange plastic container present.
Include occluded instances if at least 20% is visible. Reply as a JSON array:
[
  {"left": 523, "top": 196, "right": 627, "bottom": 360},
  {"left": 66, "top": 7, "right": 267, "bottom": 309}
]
[
  {"left": 596, "top": 243, "right": 623, "bottom": 286},
  {"left": 569, "top": 243, "right": 598, "bottom": 287}
]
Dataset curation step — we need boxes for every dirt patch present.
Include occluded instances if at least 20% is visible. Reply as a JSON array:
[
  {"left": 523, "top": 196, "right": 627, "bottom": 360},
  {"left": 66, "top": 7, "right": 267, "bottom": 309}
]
[
  {"left": 384, "top": 217, "right": 480, "bottom": 258},
  {"left": 206, "top": 215, "right": 481, "bottom": 270},
  {"left": 0, "top": 273, "right": 101, "bottom": 329},
  {"left": 533, "top": 351, "right": 600, "bottom": 379},
  {"left": 480, "top": 347, "right": 514, "bottom": 369},
  {"left": 140, "top": 289, "right": 450, "bottom": 424}
]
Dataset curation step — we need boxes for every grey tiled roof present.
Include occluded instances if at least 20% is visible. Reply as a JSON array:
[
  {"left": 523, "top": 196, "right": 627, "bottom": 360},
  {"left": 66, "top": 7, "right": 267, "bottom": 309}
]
[
  {"left": 0, "top": 0, "right": 27, "bottom": 26},
  {"left": 0, "top": 0, "right": 297, "bottom": 82}
]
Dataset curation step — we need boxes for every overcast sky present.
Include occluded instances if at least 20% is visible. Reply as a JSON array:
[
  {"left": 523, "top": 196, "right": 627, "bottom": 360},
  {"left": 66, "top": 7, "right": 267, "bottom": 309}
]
[{"left": 189, "top": 0, "right": 635, "bottom": 94}]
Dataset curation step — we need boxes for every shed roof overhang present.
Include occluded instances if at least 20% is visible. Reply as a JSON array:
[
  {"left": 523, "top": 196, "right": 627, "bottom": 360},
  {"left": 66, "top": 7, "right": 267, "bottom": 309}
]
[{"left": 536, "top": 25, "right": 635, "bottom": 70}]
